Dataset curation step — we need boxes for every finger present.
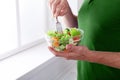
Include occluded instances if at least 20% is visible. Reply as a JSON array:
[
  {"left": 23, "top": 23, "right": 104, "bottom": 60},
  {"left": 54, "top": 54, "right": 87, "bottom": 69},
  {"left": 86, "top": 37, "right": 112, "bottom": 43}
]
[
  {"left": 57, "top": 3, "right": 67, "bottom": 16},
  {"left": 65, "top": 53, "right": 73, "bottom": 60},
  {"left": 55, "top": 3, "right": 67, "bottom": 17},
  {"left": 48, "top": 47, "right": 77, "bottom": 60},
  {"left": 49, "top": 0, "right": 54, "bottom": 9},
  {"left": 48, "top": 47, "right": 67, "bottom": 57},
  {"left": 52, "top": 0, "right": 60, "bottom": 16},
  {"left": 48, "top": 46, "right": 58, "bottom": 55},
  {"left": 66, "top": 44, "right": 81, "bottom": 53},
  {"left": 59, "top": 9, "right": 67, "bottom": 16},
  {"left": 66, "top": 44, "right": 75, "bottom": 51},
  {"left": 54, "top": 5, "right": 63, "bottom": 17},
  {"left": 67, "top": 44, "right": 86, "bottom": 54}
]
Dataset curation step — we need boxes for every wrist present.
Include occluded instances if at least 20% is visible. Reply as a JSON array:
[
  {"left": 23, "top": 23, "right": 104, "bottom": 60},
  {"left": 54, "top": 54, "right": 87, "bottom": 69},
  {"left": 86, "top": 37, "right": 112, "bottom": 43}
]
[
  {"left": 62, "top": 8, "right": 78, "bottom": 27},
  {"left": 85, "top": 50, "right": 97, "bottom": 62},
  {"left": 63, "top": 5, "right": 73, "bottom": 18}
]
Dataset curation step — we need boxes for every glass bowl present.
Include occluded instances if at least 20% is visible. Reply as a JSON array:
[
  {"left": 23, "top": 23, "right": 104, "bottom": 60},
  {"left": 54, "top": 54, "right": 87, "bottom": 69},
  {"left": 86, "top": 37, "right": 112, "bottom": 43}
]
[{"left": 44, "top": 28, "right": 84, "bottom": 51}]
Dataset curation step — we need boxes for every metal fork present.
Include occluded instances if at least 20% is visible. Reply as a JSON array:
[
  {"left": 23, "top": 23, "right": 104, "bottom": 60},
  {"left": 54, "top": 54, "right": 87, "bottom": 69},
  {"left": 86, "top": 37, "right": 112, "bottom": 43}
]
[{"left": 55, "top": 17, "right": 63, "bottom": 33}]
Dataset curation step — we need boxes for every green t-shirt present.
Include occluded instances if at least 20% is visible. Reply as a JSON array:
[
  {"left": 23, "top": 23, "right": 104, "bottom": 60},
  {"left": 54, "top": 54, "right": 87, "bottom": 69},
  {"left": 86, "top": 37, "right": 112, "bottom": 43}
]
[{"left": 77, "top": 0, "right": 120, "bottom": 80}]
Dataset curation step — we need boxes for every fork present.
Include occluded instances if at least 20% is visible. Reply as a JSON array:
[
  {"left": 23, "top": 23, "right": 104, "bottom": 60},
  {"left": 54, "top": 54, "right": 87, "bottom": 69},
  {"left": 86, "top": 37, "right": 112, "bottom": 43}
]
[{"left": 55, "top": 17, "right": 63, "bottom": 33}]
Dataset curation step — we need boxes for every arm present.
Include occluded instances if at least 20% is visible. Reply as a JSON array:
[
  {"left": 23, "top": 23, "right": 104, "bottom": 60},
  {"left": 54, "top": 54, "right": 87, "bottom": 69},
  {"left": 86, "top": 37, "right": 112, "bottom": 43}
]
[
  {"left": 49, "top": 44, "right": 120, "bottom": 69},
  {"left": 62, "top": 10, "right": 78, "bottom": 28},
  {"left": 88, "top": 51, "right": 120, "bottom": 69},
  {"left": 49, "top": 0, "right": 78, "bottom": 28}
]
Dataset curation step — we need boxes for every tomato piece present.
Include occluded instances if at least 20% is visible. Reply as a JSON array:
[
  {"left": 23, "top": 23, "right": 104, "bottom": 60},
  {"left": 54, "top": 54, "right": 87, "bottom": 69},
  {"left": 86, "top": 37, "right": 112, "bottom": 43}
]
[{"left": 73, "top": 35, "right": 80, "bottom": 41}]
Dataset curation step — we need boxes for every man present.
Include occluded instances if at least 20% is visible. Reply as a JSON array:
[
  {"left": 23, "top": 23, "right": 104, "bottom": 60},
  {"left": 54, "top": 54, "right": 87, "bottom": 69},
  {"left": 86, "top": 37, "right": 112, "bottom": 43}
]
[{"left": 49, "top": 0, "right": 120, "bottom": 80}]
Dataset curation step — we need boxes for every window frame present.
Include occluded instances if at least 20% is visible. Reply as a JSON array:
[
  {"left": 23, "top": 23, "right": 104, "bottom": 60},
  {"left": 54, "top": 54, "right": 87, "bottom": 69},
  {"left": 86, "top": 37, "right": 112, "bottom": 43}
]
[{"left": 0, "top": 0, "right": 49, "bottom": 61}]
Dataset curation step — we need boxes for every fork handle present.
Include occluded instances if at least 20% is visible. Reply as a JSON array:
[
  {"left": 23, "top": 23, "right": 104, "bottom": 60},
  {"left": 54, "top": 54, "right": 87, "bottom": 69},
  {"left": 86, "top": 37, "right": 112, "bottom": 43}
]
[{"left": 56, "top": 17, "right": 59, "bottom": 23}]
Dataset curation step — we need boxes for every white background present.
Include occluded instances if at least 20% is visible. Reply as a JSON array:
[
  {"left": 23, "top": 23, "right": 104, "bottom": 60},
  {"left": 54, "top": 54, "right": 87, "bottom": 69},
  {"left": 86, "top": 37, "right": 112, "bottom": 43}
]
[
  {"left": 19, "top": 0, "right": 47, "bottom": 45},
  {"left": 0, "top": 0, "right": 18, "bottom": 55}
]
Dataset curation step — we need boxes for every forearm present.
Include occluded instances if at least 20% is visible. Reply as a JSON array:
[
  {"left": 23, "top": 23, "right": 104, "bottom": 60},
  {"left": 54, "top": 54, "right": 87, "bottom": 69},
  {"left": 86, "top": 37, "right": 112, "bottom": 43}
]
[
  {"left": 62, "top": 6, "right": 78, "bottom": 28},
  {"left": 87, "top": 51, "right": 120, "bottom": 69}
]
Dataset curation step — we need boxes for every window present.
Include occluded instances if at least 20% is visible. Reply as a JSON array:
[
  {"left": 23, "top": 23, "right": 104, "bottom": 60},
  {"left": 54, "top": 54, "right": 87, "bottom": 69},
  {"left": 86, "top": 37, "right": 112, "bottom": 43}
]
[
  {"left": 0, "top": 0, "right": 48, "bottom": 59},
  {"left": 0, "top": 0, "right": 18, "bottom": 56},
  {"left": 0, "top": 0, "right": 79, "bottom": 60},
  {"left": 19, "top": 0, "right": 47, "bottom": 45}
]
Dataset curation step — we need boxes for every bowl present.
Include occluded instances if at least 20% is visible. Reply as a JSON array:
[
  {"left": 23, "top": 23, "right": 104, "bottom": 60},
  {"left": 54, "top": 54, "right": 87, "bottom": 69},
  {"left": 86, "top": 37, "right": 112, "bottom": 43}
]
[{"left": 45, "top": 28, "right": 84, "bottom": 51}]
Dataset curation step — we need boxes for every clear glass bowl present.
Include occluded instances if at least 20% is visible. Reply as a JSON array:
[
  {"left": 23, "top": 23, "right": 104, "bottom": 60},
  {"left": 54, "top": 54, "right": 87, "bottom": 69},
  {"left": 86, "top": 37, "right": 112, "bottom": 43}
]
[{"left": 44, "top": 28, "right": 84, "bottom": 51}]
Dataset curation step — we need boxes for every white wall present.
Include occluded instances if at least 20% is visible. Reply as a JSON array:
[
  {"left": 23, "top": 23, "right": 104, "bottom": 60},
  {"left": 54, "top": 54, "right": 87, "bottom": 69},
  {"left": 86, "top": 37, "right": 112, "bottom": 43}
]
[
  {"left": 0, "top": 0, "right": 18, "bottom": 55},
  {"left": 78, "top": 0, "right": 84, "bottom": 10},
  {"left": 19, "top": 0, "right": 47, "bottom": 46},
  {"left": 68, "top": 0, "right": 78, "bottom": 15}
]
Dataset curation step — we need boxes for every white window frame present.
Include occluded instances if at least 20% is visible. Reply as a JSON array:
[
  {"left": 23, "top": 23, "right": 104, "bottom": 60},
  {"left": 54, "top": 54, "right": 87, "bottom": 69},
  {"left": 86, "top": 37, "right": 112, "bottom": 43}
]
[{"left": 0, "top": 0, "right": 49, "bottom": 60}]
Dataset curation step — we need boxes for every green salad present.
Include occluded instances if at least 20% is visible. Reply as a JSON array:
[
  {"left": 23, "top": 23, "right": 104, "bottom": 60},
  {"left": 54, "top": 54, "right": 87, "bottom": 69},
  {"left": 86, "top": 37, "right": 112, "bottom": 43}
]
[{"left": 47, "top": 28, "right": 83, "bottom": 51}]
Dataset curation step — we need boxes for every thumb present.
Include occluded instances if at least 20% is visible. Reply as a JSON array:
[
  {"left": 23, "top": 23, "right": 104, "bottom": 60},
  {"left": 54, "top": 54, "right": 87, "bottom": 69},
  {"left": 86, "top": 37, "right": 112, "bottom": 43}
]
[{"left": 66, "top": 44, "right": 77, "bottom": 52}]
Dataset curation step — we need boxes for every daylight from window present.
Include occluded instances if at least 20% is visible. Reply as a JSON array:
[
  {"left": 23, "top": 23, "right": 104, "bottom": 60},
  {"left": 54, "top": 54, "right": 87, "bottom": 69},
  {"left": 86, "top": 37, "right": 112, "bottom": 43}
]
[
  {"left": 0, "top": 0, "right": 47, "bottom": 57},
  {"left": 0, "top": 0, "right": 18, "bottom": 55}
]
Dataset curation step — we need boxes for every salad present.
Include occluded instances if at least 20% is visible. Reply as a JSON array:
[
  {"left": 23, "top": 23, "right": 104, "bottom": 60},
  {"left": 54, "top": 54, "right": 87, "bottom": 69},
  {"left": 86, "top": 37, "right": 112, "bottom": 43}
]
[{"left": 47, "top": 28, "right": 83, "bottom": 51}]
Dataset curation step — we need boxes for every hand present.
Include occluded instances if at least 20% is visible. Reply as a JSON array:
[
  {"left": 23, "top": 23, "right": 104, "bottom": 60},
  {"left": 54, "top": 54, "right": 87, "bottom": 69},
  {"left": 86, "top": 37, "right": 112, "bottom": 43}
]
[
  {"left": 48, "top": 44, "right": 91, "bottom": 61},
  {"left": 49, "top": 0, "right": 70, "bottom": 17}
]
